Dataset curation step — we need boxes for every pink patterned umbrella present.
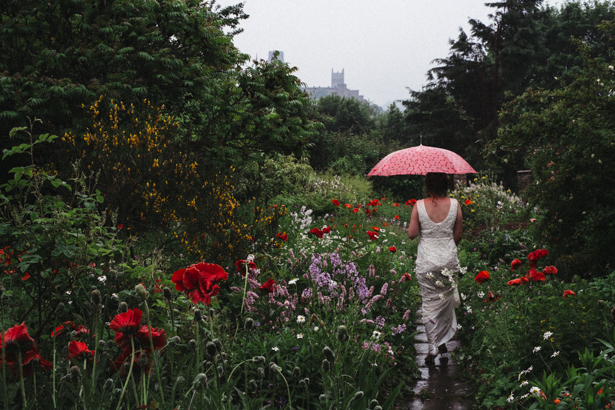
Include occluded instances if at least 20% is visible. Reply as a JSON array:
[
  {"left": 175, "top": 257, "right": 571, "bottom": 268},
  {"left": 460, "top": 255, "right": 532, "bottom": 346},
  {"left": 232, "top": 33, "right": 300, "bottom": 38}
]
[{"left": 367, "top": 145, "right": 476, "bottom": 176}]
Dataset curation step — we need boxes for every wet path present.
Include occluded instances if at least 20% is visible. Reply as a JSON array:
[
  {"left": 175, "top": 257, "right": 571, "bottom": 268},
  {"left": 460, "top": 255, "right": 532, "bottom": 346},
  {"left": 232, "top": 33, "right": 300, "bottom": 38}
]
[{"left": 400, "top": 310, "right": 473, "bottom": 409}]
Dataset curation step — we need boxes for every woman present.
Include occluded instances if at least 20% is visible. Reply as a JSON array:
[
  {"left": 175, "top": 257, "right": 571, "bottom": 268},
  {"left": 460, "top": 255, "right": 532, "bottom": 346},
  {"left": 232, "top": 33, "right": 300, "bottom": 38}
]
[{"left": 407, "top": 172, "right": 463, "bottom": 363}]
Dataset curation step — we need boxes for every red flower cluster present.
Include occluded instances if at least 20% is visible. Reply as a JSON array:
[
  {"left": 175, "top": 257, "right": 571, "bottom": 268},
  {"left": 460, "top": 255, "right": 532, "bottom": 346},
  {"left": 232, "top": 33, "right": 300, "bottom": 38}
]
[
  {"left": 405, "top": 199, "right": 417, "bottom": 206},
  {"left": 68, "top": 340, "right": 95, "bottom": 363},
  {"left": 259, "top": 278, "right": 275, "bottom": 293},
  {"left": 344, "top": 203, "right": 352, "bottom": 209},
  {"left": 52, "top": 321, "right": 90, "bottom": 339},
  {"left": 367, "top": 199, "right": 381, "bottom": 207},
  {"left": 563, "top": 289, "right": 576, "bottom": 298},
  {"left": 172, "top": 262, "right": 228, "bottom": 305},
  {"left": 275, "top": 232, "right": 288, "bottom": 242},
  {"left": 475, "top": 271, "right": 490, "bottom": 284},
  {"left": 332, "top": 199, "right": 340, "bottom": 206},
  {"left": 1, "top": 323, "right": 52, "bottom": 377},
  {"left": 393, "top": 203, "right": 400, "bottom": 207},
  {"left": 510, "top": 258, "right": 523, "bottom": 271},
  {"left": 528, "top": 249, "right": 549, "bottom": 261},
  {"left": 507, "top": 249, "right": 557, "bottom": 286},
  {"left": 310, "top": 226, "right": 331, "bottom": 238},
  {"left": 543, "top": 266, "right": 558, "bottom": 275},
  {"left": 388, "top": 246, "right": 397, "bottom": 253},
  {"left": 367, "top": 230, "right": 379, "bottom": 241}
]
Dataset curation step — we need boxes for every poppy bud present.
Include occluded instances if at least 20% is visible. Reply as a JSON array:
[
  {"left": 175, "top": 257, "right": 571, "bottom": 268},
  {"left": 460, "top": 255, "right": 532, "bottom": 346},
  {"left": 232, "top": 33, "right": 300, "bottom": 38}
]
[
  {"left": 348, "top": 391, "right": 364, "bottom": 406},
  {"left": 168, "top": 336, "right": 181, "bottom": 346},
  {"left": 249, "top": 379, "right": 258, "bottom": 391},
  {"left": 70, "top": 366, "right": 81, "bottom": 381},
  {"left": 0, "top": 281, "right": 4, "bottom": 297},
  {"left": 205, "top": 341, "right": 217, "bottom": 356},
  {"left": 245, "top": 317, "right": 254, "bottom": 330},
  {"left": 83, "top": 301, "right": 92, "bottom": 311},
  {"left": 213, "top": 338, "right": 222, "bottom": 352},
  {"left": 91, "top": 290, "right": 102, "bottom": 305},
  {"left": 336, "top": 325, "right": 349, "bottom": 343},
  {"left": 98, "top": 340, "right": 106, "bottom": 349},
  {"left": 253, "top": 356, "right": 265, "bottom": 364},
  {"left": 210, "top": 308, "right": 215, "bottom": 317},
  {"left": 138, "top": 353, "right": 150, "bottom": 368},
  {"left": 257, "top": 367, "right": 265, "bottom": 379},
  {"left": 323, "top": 346, "right": 335, "bottom": 362},
  {"left": 194, "top": 373, "right": 208, "bottom": 388},
  {"left": 270, "top": 362, "right": 282, "bottom": 372},
  {"left": 369, "top": 399, "right": 380, "bottom": 409},
  {"left": 303, "top": 377, "right": 310, "bottom": 386},
  {"left": 175, "top": 376, "right": 186, "bottom": 386},
  {"left": 216, "top": 365, "right": 225, "bottom": 378},
  {"left": 189, "top": 339, "right": 197, "bottom": 351},
  {"left": 322, "top": 359, "right": 330, "bottom": 372},
  {"left": 135, "top": 284, "right": 148, "bottom": 300},
  {"left": 299, "top": 379, "right": 306, "bottom": 388},
  {"left": 319, "top": 394, "right": 327, "bottom": 403},
  {"left": 293, "top": 366, "right": 301, "bottom": 379},
  {"left": 194, "top": 309, "right": 202, "bottom": 321},
  {"left": 117, "top": 302, "right": 128, "bottom": 314},
  {"left": 163, "top": 287, "right": 172, "bottom": 300},
  {"left": 114, "top": 388, "right": 122, "bottom": 396},
  {"left": 374, "top": 407, "right": 383, "bottom": 410},
  {"left": 103, "top": 378, "right": 114, "bottom": 391}
]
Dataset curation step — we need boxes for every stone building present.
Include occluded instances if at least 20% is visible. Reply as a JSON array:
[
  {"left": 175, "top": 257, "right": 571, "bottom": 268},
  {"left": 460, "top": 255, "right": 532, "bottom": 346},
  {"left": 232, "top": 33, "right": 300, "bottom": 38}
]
[{"left": 303, "top": 69, "right": 364, "bottom": 101}]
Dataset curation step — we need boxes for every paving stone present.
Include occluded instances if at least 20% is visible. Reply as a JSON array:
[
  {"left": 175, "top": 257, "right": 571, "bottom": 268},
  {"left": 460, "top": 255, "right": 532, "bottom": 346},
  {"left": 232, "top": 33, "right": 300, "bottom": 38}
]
[
  {"left": 414, "top": 332, "right": 428, "bottom": 343},
  {"left": 403, "top": 398, "right": 470, "bottom": 409},
  {"left": 416, "top": 324, "right": 426, "bottom": 333}
]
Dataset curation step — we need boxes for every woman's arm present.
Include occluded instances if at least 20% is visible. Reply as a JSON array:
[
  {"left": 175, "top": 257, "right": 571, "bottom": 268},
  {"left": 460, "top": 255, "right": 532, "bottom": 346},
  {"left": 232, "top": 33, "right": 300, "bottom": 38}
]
[
  {"left": 453, "top": 200, "right": 463, "bottom": 245},
  {"left": 407, "top": 202, "right": 420, "bottom": 240}
]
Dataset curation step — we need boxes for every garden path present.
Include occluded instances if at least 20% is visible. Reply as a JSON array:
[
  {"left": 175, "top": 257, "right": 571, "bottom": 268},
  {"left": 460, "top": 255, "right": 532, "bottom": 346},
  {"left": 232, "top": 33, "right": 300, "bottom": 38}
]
[{"left": 400, "top": 309, "right": 473, "bottom": 409}]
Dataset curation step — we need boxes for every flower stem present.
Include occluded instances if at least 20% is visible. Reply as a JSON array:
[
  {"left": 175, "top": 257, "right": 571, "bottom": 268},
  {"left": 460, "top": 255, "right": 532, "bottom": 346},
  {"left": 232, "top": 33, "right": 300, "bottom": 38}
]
[
  {"left": 143, "top": 300, "right": 165, "bottom": 404},
  {"left": 1, "top": 300, "right": 8, "bottom": 410},
  {"left": 18, "top": 351, "right": 26, "bottom": 409},
  {"left": 115, "top": 337, "right": 136, "bottom": 410},
  {"left": 232, "top": 266, "right": 250, "bottom": 347},
  {"left": 91, "top": 303, "right": 100, "bottom": 395}
]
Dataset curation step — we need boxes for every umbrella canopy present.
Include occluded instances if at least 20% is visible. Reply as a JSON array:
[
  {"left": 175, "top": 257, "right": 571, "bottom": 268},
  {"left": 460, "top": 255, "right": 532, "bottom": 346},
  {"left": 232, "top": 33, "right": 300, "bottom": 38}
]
[{"left": 367, "top": 145, "right": 477, "bottom": 177}]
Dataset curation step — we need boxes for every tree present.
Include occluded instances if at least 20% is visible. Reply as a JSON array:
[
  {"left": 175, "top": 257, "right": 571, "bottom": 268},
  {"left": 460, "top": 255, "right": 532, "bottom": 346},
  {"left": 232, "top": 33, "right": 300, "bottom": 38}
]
[{"left": 491, "top": 32, "right": 615, "bottom": 276}]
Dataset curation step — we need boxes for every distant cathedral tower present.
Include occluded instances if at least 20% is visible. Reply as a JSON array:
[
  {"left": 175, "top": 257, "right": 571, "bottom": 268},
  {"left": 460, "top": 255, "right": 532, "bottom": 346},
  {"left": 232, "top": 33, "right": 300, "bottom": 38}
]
[{"left": 331, "top": 69, "right": 345, "bottom": 88}]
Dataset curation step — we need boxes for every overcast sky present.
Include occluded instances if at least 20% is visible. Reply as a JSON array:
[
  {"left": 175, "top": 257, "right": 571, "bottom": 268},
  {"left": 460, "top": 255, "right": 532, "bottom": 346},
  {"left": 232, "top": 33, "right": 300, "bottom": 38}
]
[{"left": 216, "top": 0, "right": 565, "bottom": 108}]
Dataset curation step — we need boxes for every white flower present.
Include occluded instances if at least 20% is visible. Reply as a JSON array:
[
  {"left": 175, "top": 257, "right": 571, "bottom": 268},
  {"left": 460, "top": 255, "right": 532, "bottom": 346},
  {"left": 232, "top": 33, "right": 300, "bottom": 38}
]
[
  {"left": 459, "top": 266, "right": 468, "bottom": 275},
  {"left": 609, "top": 65, "right": 614, "bottom": 71},
  {"left": 272, "top": 347, "right": 279, "bottom": 352},
  {"left": 457, "top": 324, "right": 462, "bottom": 330},
  {"left": 466, "top": 306, "right": 473, "bottom": 314},
  {"left": 529, "top": 386, "right": 541, "bottom": 397},
  {"left": 507, "top": 393, "right": 514, "bottom": 403},
  {"left": 533, "top": 346, "right": 541, "bottom": 353},
  {"left": 97, "top": 275, "right": 107, "bottom": 283},
  {"left": 520, "top": 381, "right": 528, "bottom": 387},
  {"left": 247, "top": 254, "right": 255, "bottom": 262},
  {"left": 543, "top": 331, "right": 553, "bottom": 340},
  {"left": 313, "top": 326, "right": 319, "bottom": 332},
  {"left": 297, "top": 334, "right": 304, "bottom": 339},
  {"left": 460, "top": 293, "right": 467, "bottom": 300},
  {"left": 477, "top": 291, "right": 485, "bottom": 298},
  {"left": 372, "top": 330, "right": 382, "bottom": 339},
  {"left": 297, "top": 315, "right": 306, "bottom": 324},
  {"left": 520, "top": 393, "right": 530, "bottom": 399},
  {"left": 551, "top": 351, "right": 560, "bottom": 358},
  {"left": 288, "top": 278, "right": 298, "bottom": 285}
]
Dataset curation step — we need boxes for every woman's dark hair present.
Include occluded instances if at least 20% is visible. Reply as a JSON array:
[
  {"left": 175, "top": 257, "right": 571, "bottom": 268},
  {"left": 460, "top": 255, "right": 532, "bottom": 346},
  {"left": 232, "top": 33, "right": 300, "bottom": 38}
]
[{"left": 425, "top": 172, "right": 449, "bottom": 198}]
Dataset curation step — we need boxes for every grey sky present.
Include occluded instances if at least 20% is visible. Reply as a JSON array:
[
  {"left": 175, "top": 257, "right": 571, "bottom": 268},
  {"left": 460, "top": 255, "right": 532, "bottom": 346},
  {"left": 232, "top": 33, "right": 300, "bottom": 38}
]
[{"left": 218, "top": 0, "right": 564, "bottom": 108}]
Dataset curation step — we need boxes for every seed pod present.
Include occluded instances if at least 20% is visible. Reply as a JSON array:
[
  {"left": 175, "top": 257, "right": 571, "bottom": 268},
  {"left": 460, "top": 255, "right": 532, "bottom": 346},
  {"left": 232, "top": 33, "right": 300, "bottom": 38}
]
[
  {"left": 70, "top": 365, "right": 81, "bottom": 380},
  {"left": 91, "top": 290, "right": 102, "bottom": 305},
  {"left": 205, "top": 341, "right": 217, "bottom": 356},
  {"left": 138, "top": 353, "right": 150, "bottom": 368},
  {"left": 257, "top": 367, "right": 265, "bottom": 379},
  {"left": 163, "top": 287, "right": 172, "bottom": 300},
  {"left": 135, "top": 284, "right": 148, "bottom": 300},
  {"left": 213, "top": 338, "right": 222, "bottom": 351},
  {"left": 245, "top": 317, "right": 254, "bottom": 330},
  {"left": 323, "top": 346, "right": 335, "bottom": 362},
  {"left": 336, "top": 325, "right": 349, "bottom": 343},
  {"left": 189, "top": 339, "right": 197, "bottom": 351},
  {"left": 299, "top": 379, "right": 306, "bottom": 388},
  {"left": 194, "top": 373, "right": 208, "bottom": 388},
  {"left": 117, "top": 302, "right": 128, "bottom": 314},
  {"left": 194, "top": 309, "right": 202, "bottom": 321},
  {"left": 209, "top": 308, "right": 215, "bottom": 317},
  {"left": 98, "top": 340, "right": 107, "bottom": 349},
  {"left": 217, "top": 365, "right": 225, "bottom": 378},
  {"left": 321, "top": 359, "right": 330, "bottom": 372},
  {"left": 249, "top": 379, "right": 258, "bottom": 391}
]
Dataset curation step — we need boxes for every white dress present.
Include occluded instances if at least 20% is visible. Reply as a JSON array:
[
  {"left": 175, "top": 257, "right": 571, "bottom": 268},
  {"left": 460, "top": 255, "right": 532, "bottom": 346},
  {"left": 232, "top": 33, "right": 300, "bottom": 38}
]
[{"left": 415, "top": 198, "right": 461, "bottom": 356}]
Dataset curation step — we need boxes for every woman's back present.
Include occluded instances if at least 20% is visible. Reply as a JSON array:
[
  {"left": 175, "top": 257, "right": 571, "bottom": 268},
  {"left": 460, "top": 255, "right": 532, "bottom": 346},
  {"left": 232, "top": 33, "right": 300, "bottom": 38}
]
[{"left": 415, "top": 198, "right": 460, "bottom": 273}]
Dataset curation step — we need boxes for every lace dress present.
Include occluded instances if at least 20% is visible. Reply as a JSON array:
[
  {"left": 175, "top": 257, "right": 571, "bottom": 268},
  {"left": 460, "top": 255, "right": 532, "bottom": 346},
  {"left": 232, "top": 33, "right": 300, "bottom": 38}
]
[{"left": 415, "top": 198, "right": 461, "bottom": 356}]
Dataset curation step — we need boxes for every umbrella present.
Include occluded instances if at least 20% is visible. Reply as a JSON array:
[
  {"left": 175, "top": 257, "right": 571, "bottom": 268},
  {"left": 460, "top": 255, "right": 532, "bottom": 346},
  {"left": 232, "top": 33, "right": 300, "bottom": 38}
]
[{"left": 367, "top": 144, "right": 477, "bottom": 177}]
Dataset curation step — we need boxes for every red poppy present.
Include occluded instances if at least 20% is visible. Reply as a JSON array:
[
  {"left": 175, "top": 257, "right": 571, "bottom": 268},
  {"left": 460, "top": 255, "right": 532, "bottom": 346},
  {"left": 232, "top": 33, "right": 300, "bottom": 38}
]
[
  {"left": 110, "top": 309, "right": 143, "bottom": 335},
  {"left": 521, "top": 274, "right": 530, "bottom": 284},
  {"left": 510, "top": 258, "right": 523, "bottom": 271},
  {"left": 475, "top": 271, "right": 490, "bottom": 284},
  {"left": 259, "top": 278, "right": 275, "bottom": 293},
  {"left": 0, "top": 323, "right": 52, "bottom": 377},
  {"left": 508, "top": 278, "right": 522, "bottom": 286},
  {"left": 310, "top": 227, "right": 324, "bottom": 238},
  {"left": 344, "top": 204, "right": 352, "bottom": 209},
  {"left": 401, "top": 273, "right": 412, "bottom": 282},
  {"left": 486, "top": 292, "right": 502, "bottom": 302},
  {"left": 367, "top": 199, "right": 381, "bottom": 207},
  {"left": 115, "top": 325, "right": 167, "bottom": 353},
  {"left": 365, "top": 209, "right": 371, "bottom": 214},
  {"left": 529, "top": 268, "right": 546, "bottom": 282},
  {"left": 367, "top": 230, "right": 379, "bottom": 241},
  {"left": 171, "top": 262, "right": 228, "bottom": 306},
  {"left": 275, "top": 232, "right": 289, "bottom": 242},
  {"left": 322, "top": 226, "right": 331, "bottom": 234},
  {"left": 235, "top": 259, "right": 257, "bottom": 273},
  {"left": 563, "top": 290, "right": 576, "bottom": 298},
  {"left": 464, "top": 199, "right": 471, "bottom": 206},
  {"left": 394, "top": 215, "right": 400, "bottom": 220},
  {"left": 389, "top": 246, "right": 397, "bottom": 253},
  {"left": 543, "top": 266, "right": 558, "bottom": 275},
  {"left": 372, "top": 226, "right": 380, "bottom": 231},
  {"left": 68, "top": 340, "right": 95, "bottom": 362},
  {"left": 393, "top": 203, "right": 400, "bottom": 207},
  {"left": 529, "top": 260, "right": 538, "bottom": 269},
  {"left": 352, "top": 208, "right": 359, "bottom": 213},
  {"left": 332, "top": 199, "right": 340, "bottom": 206},
  {"left": 117, "top": 224, "right": 124, "bottom": 230},
  {"left": 20, "top": 273, "right": 30, "bottom": 281},
  {"left": 528, "top": 249, "right": 549, "bottom": 261},
  {"left": 406, "top": 199, "right": 417, "bottom": 206}
]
